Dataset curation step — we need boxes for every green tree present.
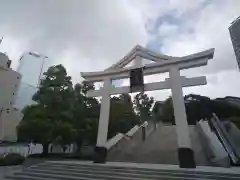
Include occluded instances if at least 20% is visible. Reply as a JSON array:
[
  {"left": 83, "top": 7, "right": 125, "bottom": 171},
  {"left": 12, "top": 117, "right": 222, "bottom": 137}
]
[
  {"left": 108, "top": 94, "right": 140, "bottom": 138},
  {"left": 159, "top": 95, "right": 211, "bottom": 125},
  {"left": 17, "top": 65, "right": 76, "bottom": 154},
  {"left": 17, "top": 104, "right": 53, "bottom": 154},
  {"left": 150, "top": 94, "right": 240, "bottom": 126},
  {"left": 133, "top": 92, "right": 154, "bottom": 122},
  {"left": 18, "top": 64, "right": 152, "bottom": 153},
  {"left": 228, "top": 117, "right": 240, "bottom": 129},
  {"left": 81, "top": 80, "right": 95, "bottom": 96},
  {"left": 184, "top": 94, "right": 240, "bottom": 123},
  {"left": 81, "top": 81, "right": 100, "bottom": 144},
  {"left": 70, "top": 83, "right": 85, "bottom": 150},
  {"left": 71, "top": 81, "right": 100, "bottom": 148},
  {"left": 160, "top": 97, "right": 175, "bottom": 124}
]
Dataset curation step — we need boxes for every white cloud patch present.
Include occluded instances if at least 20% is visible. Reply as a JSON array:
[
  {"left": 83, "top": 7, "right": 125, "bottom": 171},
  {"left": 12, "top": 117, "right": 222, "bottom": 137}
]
[
  {"left": 169, "top": 0, "right": 208, "bottom": 16},
  {"left": 158, "top": 22, "right": 179, "bottom": 37}
]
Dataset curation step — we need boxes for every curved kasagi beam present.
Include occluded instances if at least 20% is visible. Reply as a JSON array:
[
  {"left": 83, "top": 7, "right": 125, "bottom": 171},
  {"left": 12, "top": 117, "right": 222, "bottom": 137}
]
[
  {"left": 81, "top": 48, "right": 214, "bottom": 82},
  {"left": 104, "top": 45, "right": 179, "bottom": 71}
]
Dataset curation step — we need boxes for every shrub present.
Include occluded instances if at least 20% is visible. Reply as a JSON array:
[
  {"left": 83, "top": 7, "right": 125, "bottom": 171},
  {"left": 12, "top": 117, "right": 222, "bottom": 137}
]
[
  {"left": 27, "top": 153, "right": 93, "bottom": 160},
  {"left": 0, "top": 153, "right": 25, "bottom": 166}
]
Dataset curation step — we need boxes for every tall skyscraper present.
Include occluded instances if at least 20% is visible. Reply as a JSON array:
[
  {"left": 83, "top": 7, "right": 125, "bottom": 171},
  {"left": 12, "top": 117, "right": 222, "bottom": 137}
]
[
  {"left": 229, "top": 16, "right": 240, "bottom": 70},
  {"left": 14, "top": 52, "right": 47, "bottom": 110}
]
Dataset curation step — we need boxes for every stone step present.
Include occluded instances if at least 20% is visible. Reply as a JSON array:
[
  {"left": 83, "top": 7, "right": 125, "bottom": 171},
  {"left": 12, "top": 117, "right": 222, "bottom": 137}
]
[
  {"left": 6, "top": 175, "right": 58, "bottom": 180},
  {"left": 6, "top": 161, "right": 240, "bottom": 180},
  {"left": 28, "top": 164, "right": 240, "bottom": 180},
  {"left": 108, "top": 125, "right": 209, "bottom": 166},
  {"left": 6, "top": 174, "right": 97, "bottom": 180},
  {"left": 8, "top": 172, "right": 154, "bottom": 180},
  {"left": 34, "top": 161, "right": 240, "bottom": 179},
  {"left": 25, "top": 167, "right": 240, "bottom": 180}
]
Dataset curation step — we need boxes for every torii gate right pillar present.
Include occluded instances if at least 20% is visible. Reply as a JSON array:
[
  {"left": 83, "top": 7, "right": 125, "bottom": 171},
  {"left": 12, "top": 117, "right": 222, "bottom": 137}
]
[{"left": 169, "top": 67, "right": 196, "bottom": 168}]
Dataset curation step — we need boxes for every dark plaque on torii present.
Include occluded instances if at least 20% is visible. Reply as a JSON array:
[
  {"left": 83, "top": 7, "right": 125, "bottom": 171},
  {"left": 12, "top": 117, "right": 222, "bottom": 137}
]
[{"left": 130, "top": 67, "right": 144, "bottom": 93}]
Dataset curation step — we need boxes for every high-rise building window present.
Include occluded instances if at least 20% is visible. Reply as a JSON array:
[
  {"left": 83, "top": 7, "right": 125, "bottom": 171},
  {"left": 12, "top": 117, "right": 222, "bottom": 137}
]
[{"left": 229, "top": 16, "right": 240, "bottom": 70}]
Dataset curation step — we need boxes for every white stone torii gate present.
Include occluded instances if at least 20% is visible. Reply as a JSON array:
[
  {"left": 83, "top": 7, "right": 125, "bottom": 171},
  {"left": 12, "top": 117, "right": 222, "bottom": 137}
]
[{"left": 81, "top": 45, "right": 214, "bottom": 168}]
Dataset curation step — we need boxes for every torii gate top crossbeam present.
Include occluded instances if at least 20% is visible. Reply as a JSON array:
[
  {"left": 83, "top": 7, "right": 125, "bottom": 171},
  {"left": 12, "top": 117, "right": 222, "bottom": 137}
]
[
  {"left": 104, "top": 45, "right": 179, "bottom": 71},
  {"left": 81, "top": 48, "right": 214, "bottom": 82}
]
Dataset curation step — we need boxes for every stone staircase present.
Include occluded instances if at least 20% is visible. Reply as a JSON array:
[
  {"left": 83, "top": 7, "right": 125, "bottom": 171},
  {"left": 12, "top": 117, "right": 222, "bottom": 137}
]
[
  {"left": 5, "top": 161, "right": 240, "bottom": 180},
  {"left": 108, "top": 125, "right": 209, "bottom": 166}
]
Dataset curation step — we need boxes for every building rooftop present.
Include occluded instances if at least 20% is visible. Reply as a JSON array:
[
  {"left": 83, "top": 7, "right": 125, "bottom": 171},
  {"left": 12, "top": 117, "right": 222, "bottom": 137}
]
[{"left": 230, "top": 16, "right": 240, "bottom": 25}]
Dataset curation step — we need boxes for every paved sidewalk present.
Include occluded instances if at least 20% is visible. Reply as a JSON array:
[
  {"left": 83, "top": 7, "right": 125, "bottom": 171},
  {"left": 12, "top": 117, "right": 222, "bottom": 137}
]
[{"left": 0, "top": 166, "right": 22, "bottom": 180}]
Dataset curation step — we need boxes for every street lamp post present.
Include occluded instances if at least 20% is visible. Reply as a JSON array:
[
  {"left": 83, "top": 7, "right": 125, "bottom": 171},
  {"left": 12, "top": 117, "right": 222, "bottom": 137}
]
[{"left": 37, "top": 56, "right": 48, "bottom": 88}]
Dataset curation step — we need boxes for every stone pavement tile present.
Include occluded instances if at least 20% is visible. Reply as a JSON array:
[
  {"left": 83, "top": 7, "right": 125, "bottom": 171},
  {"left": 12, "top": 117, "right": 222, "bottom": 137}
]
[{"left": 0, "top": 165, "right": 23, "bottom": 180}]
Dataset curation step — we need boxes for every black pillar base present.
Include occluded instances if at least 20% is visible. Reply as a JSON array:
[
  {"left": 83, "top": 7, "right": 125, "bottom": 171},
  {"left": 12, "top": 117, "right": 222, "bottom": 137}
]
[
  {"left": 93, "top": 146, "right": 107, "bottom": 163},
  {"left": 178, "top": 148, "right": 196, "bottom": 168}
]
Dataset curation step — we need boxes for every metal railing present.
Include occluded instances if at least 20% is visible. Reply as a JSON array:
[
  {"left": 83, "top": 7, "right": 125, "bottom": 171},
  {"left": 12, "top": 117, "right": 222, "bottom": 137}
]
[{"left": 210, "top": 114, "right": 240, "bottom": 164}]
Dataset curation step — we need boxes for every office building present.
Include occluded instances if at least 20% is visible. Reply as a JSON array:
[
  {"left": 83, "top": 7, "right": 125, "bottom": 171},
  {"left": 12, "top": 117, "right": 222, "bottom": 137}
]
[
  {"left": 0, "top": 52, "right": 23, "bottom": 141},
  {"left": 14, "top": 52, "right": 47, "bottom": 110},
  {"left": 229, "top": 16, "right": 240, "bottom": 70}
]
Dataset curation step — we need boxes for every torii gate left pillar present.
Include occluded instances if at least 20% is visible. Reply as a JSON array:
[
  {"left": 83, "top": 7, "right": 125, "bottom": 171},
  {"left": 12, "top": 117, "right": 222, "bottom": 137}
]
[
  {"left": 94, "top": 56, "right": 143, "bottom": 163},
  {"left": 94, "top": 78, "right": 112, "bottom": 162}
]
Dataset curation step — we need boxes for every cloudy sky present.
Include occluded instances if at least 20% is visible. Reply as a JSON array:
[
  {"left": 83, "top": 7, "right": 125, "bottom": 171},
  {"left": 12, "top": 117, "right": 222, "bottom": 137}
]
[{"left": 0, "top": 0, "right": 240, "bottom": 101}]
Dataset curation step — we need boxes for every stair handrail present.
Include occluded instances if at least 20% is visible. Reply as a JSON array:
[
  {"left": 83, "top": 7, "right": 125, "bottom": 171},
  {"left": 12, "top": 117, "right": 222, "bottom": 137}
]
[{"left": 211, "top": 114, "right": 240, "bottom": 164}]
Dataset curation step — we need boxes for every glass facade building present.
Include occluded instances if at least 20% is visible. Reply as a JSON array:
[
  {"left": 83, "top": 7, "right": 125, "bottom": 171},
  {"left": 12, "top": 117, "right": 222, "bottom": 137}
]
[
  {"left": 229, "top": 16, "right": 240, "bottom": 70},
  {"left": 14, "top": 52, "right": 47, "bottom": 110}
]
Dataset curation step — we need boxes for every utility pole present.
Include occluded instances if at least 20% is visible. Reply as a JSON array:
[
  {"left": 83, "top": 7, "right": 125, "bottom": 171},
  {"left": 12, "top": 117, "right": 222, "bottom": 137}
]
[{"left": 37, "top": 55, "right": 48, "bottom": 87}]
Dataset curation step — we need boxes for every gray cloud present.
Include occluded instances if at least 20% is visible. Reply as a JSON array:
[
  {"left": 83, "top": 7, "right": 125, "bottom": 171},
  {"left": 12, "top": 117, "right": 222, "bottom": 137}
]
[
  {"left": 0, "top": 0, "right": 148, "bottom": 81},
  {"left": 0, "top": 0, "right": 240, "bottom": 100}
]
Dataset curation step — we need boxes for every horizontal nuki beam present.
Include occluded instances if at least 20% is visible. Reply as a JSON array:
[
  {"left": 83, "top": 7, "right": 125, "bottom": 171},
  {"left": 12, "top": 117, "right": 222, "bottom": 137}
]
[{"left": 87, "top": 76, "right": 206, "bottom": 97}]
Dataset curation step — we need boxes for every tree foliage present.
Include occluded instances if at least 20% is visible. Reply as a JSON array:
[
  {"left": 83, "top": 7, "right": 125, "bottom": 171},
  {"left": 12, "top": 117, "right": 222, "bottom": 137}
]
[
  {"left": 156, "top": 94, "right": 240, "bottom": 126},
  {"left": 18, "top": 65, "right": 76, "bottom": 154},
  {"left": 133, "top": 92, "right": 154, "bottom": 122},
  {"left": 157, "top": 97, "right": 175, "bottom": 124},
  {"left": 17, "top": 64, "right": 148, "bottom": 154},
  {"left": 108, "top": 94, "right": 140, "bottom": 138}
]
